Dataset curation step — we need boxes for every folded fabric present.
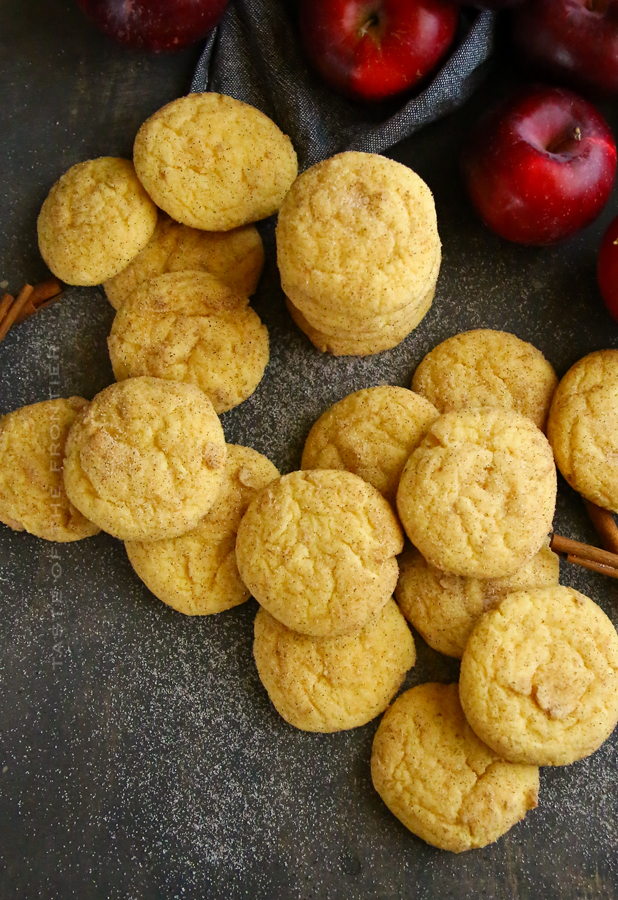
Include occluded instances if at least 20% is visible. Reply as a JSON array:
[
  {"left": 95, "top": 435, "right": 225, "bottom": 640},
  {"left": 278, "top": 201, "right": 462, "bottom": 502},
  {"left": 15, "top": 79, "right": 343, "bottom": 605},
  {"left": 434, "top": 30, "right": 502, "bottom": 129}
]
[{"left": 191, "top": 0, "right": 496, "bottom": 169}]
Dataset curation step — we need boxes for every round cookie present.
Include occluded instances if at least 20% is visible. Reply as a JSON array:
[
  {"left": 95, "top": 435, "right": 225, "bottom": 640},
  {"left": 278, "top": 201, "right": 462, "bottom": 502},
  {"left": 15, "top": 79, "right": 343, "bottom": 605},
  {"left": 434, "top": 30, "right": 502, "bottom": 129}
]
[
  {"left": 301, "top": 386, "right": 438, "bottom": 502},
  {"left": 37, "top": 157, "right": 158, "bottom": 286},
  {"left": 412, "top": 329, "right": 558, "bottom": 432},
  {"left": 104, "top": 215, "right": 265, "bottom": 310},
  {"left": 459, "top": 586, "right": 618, "bottom": 766},
  {"left": 64, "top": 376, "right": 226, "bottom": 541},
  {"left": 107, "top": 271, "right": 269, "bottom": 414},
  {"left": 277, "top": 151, "right": 440, "bottom": 324},
  {"left": 126, "top": 445, "right": 279, "bottom": 615},
  {"left": 0, "top": 398, "right": 99, "bottom": 542},
  {"left": 285, "top": 281, "right": 435, "bottom": 357},
  {"left": 547, "top": 349, "right": 618, "bottom": 512},
  {"left": 395, "top": 541, "right": 560, "bottom": 659},
  {"left": 396, "top": 408, "right": 557, "bottom": 578},
  {"left": 254, "top": 599, "right": 415, "bottom": 732},
  {"left": 133, "top": 93, "right": 298, "bottom": 231},
  {"left": 236, "top": 469, "right": 404, "bottom": 637},
  {"left": 371, "top": 683, "right": 540, "bottom": 852}
]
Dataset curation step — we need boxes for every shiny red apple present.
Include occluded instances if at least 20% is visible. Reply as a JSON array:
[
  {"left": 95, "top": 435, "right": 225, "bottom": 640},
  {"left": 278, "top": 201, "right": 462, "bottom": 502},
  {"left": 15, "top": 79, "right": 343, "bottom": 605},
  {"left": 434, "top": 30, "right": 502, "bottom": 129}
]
[
  {"left": 598, "top": 214, "right": 618, "bottom": 322},
  {"left": 461, "top": 85, "right": 617, "bottom": 245},
  {"left": 298, "top": 0, "right": 460, "bottom": 103},
  {"left": 76, "top": 0, "right": 229, "bottom": 52},
  {"left": 512, "top": 0, "right": 618, "bottom": 97}
]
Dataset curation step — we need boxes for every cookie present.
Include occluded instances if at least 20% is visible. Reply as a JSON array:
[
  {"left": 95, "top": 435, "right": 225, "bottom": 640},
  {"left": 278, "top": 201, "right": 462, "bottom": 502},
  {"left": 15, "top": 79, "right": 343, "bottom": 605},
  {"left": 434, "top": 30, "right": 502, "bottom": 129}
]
[
  {"left": 277, "top": 151, "right": 440, "bottom": 325},
  {"left": 126, "top": 445, "right": 279, "bottom": 615},
  {"left": 253, "top": 599, "right": 415, "bottom": 732},
  {"left": 301, "top": 386, "right": 438, "bottom": 503},
  {"left": 236, "top": 469, "right": 404, "bottom": 637},
  {"left": 285, "top": 281, "right": 435, "bottom": 357},
  {"left": 412, "top": 329, "right": 558, "bottom": 431},
  {"left": 396, "top": 408, "right": 557, "bottom": 578},
  {"left": 133, "top": 93, "right": 298, "bottom": 231},
  {"left": 63, "top": 376, "right": 226, "bottom": 541},
  {"left": 107, "top": 271, "right": 269, "bottom": 414},
  {"left": 459, "top": 586, "right": 618, "bottom": 766},
  {"left": 371, "top": 683, "right": 539, "bottom": 852},
  {"left": 37, "top": 157, "right": 158, "bottom": 286},
  {"left": 0, "top": 398, "right": 99, "bottom": 542},
  {"left": 547, "top": 349, "right": 618, "bottom": 512},
  {"left": 395, "top": 541, "right": 559, "bottom": 659},
  {"left": 104, "top": 214, "right": 265, "bottom": 310}
]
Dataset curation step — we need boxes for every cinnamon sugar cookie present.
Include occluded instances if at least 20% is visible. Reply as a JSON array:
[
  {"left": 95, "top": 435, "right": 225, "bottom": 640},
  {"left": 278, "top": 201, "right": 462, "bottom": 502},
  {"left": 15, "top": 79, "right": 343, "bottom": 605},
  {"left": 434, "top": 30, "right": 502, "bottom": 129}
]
[
  {"left": 38, "top": 157, "right": 157, "bottom": 286},
  {"left": 301, "top": 386, "right": 438, "bottom": 502},
  {"left": 64, "top": 377, "right": 226, "bottom": 541},
  {"left": 395, "top": 541, "right": 559, "bottom": 659},
  {"left": 133, "top": 93, "right": 298, "bottom": 231},
  {"left": 412, "top": 329, "right": 558, "bottom": 431},
  {"left": 371, "top": 683, "right": 539, "bottom": 852},
  {"left": 277, "top": 151, "right": 440, "bottom": 354},
  {"left": 459, "top": 586, "right": 618, "bottom": 766},
  {"left": 254, "top": 599, "right": 415, "bottom": 732},
  {"left": 108, "top": 271, "right": 269, "bottom": 413},
  {"left": 104, "top": 215, "right": 265, "bottom": 310},
  {"left": 396, "top": 408, "right": 557, "bottom": 578},
  {"left": 236, "top": 469, "right": 403, "bottom": 637},
  {"left": 0, "top": 398, "right": 99, "bottom": 542},
  {"left": 126, "top": 445, "right": 279, "bottom": 615},
  {"left": 547, "top": 349, "right": 618, "bottom": 512}
]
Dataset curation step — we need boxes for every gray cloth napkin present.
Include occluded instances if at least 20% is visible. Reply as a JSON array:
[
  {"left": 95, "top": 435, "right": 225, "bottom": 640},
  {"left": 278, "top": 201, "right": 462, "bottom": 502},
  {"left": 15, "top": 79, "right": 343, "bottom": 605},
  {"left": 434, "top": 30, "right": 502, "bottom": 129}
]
[{"left": 191, "top": 0, "right": 496, "bottom": 170}]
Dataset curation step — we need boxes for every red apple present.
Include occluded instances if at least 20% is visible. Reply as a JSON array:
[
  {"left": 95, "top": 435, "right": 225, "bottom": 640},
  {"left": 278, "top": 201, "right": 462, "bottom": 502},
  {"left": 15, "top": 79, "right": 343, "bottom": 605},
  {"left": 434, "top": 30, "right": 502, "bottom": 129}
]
[
  {"left": 298, "top": 0, "right": 460, "bottom": 103},
  {"left": 598, "top": 214, "right": 618, "bottom": 322},
  {"left": 461, "top": 85, "right": 617, "bottom": 245},
  {"left": 75, "top": 0, "right": 229, "bottom": 52},
  {"left": 512, "top": 0, "right": 618, "bottom": 97}
]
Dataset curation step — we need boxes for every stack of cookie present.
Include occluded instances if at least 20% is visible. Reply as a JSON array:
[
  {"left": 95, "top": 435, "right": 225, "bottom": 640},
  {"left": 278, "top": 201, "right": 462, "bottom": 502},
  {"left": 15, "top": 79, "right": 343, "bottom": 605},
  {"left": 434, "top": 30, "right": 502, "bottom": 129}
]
[
  {"left": 277, "top": 151, "right": 441, "bottom": 356},
  {"left": 37, "top": 92, "right": 300, "bottom": 414}
]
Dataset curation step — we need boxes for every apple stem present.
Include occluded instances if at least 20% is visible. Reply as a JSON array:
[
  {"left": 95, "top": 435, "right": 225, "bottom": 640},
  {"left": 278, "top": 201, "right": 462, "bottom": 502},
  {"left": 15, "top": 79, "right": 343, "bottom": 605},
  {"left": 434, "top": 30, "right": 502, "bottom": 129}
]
[
  {"left": 574, "top": 127, "right": 582, "bottom": 142},
  {"left": 358, "top": 13, "right": 379, "bottom": 38}
]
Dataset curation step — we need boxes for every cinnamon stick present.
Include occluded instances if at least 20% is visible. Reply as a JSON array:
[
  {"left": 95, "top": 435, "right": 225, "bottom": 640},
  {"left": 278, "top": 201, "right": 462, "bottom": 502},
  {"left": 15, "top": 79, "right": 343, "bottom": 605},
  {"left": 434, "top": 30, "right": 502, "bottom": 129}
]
[
  {"left": 0, "top": 293, "right": 15, "bottom": 327},
  {"left": 566, "top": 555, "right": 618, "bottom": 580},
  {"left": 584, "top": 500, "right": 618, "bottom": 555},
  {"left": 0, "top": 285, "right": 34, "bottom": 343},
  {"left": 14, "top": 278, "right": 63, "bottom": 324},
  {"left": 550, "top": 533, "right": 618, "bottom": 570}
]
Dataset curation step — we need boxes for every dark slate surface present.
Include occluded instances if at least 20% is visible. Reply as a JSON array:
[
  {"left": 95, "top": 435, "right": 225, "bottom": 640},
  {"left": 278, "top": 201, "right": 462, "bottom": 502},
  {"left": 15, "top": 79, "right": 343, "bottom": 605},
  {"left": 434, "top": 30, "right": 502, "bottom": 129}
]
[{"left": 1, "top": 2, "right": 617, "bottom": 899}]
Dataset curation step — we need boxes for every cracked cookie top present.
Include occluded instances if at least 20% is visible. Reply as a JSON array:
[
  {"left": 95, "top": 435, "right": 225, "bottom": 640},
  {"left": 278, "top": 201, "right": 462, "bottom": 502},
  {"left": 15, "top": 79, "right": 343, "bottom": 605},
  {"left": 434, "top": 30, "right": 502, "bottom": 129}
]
[
  {"left": 253, "top": 599, "right": 415, "bottom": 732},
  {"left": 412, "top": 329, "right": 558, "bottom": 432},
  {"left": 301, "top": 386, "right": 438, "bottom": 503},
  {"left": 236, "top": 469, "right": 404, "bottom": 637},
  {"left": 371, "top": 683, "right": 539, "bottom": 852},
  {"left": 133, "top": 93, "right": 298, "bottom": 231},
  {"left": 37, "top": 157, "right": 158, "bottom": 286},
  {"left": 63, "top": 376, "right": 226, "bottom": 541},
  {"left": 396, "top": 408, "right": 557, "bottom": 579},
  {"left": 459, "top": 586, "right": 618, "bottom": 766},
  {"left": 547, "top": 349, "right": 618, "bottom": 513}
]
